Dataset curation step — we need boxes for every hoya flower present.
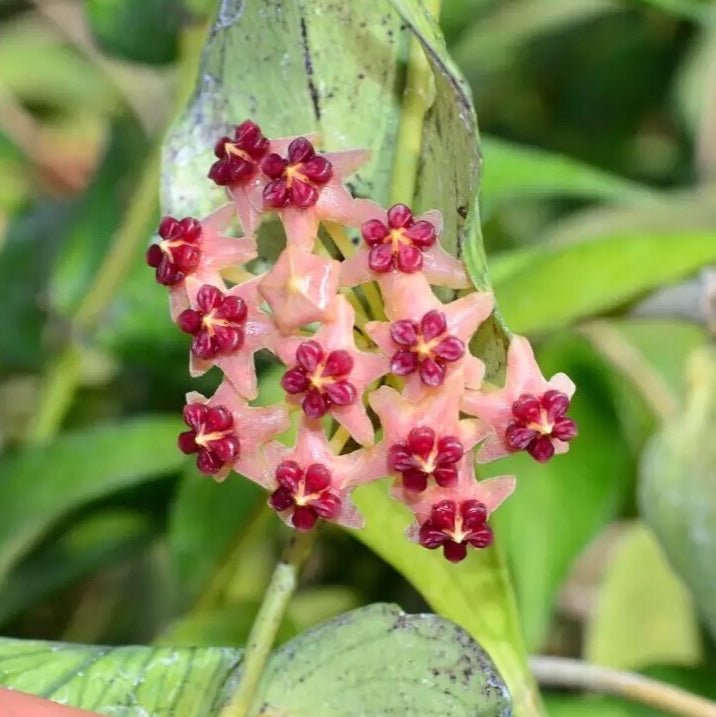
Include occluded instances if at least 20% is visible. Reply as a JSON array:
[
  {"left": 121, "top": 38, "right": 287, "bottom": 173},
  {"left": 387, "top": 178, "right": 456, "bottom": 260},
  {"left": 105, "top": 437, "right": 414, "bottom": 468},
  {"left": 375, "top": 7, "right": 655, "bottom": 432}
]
[
  {"left": 208, "top": 120, "right": 270, "bottom": 187},
  {"left": 406, "top": 457, "right": 515, "bottom": 563},
  {"left": 341, "top": 203, "right": 470, "bottom": 290},
  {"left": 258, "top": 246, "right": 341, "bottom": 334},
  {"left": 462, "top": 335, "right": 578, "bottom": 463},
  {"left": 146, "top": 203, "right": 257, "bottom": 320},
  {"left": 365, "top": 273, "right": 491, "bottom": 396},
  {"left": 276, "top": 296, "right": 388, "bottom": 445},
  {"left": 177, "top": 278, "right": 275, "bottom": 400},
  {"left": 240, "top": 419, "right": 386, "bottom": 531},
  {"left": 370, "top": 372, "right": 486, "bottom": 498},
  {"left": 178, "top": 379, "right": 290, "bottom": 481}
]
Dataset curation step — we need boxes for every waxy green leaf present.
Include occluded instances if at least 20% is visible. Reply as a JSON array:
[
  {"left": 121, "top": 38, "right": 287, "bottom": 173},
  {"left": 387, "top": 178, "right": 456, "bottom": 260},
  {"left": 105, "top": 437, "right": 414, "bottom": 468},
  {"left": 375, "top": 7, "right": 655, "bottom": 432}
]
[
  {"left": 640, "top": 348, "right": 716, "bottom": 641},
  {"left": 0, "top": 604, "right": 510, "bottom": 717},
  {"left": 491, "top": 232, "right": 716, "bottom": 334}
]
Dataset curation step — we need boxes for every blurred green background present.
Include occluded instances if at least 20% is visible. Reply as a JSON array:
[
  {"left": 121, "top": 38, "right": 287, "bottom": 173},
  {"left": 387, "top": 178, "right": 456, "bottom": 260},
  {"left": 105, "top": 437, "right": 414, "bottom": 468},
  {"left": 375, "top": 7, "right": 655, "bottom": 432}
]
[{"left": 1, "top": 0, "right": 716, "bottom": 714}]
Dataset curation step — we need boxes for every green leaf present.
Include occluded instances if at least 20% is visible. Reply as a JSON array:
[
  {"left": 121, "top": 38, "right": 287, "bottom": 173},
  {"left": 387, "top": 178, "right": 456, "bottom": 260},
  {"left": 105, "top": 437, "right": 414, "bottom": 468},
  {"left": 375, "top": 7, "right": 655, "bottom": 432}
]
[
  {"left": 493, "top": 334, "right": 633, "bottom": 650},
  {"left": 640, "top": 347, "right": 716, "bottom": 640},
  {"left": 0, "top": 509, "right": 153, "bottom": 627},
  {"left": 585, "top": 522, "right": 702, "bottom": 670},
  {"left": 492, "top": 232, "right": 716, "bottom": 334},
  {"left": 0, "top": 604, "right": 510, "bottom": 716},
  {"left": 86, "top": 0, "right": 182, "bottom": 65},
  {"left": 480, "top": 136, "right": 656, "bottom": 211},
  {"left": 0, "top": 416, "right": 184, "bottom": 582}
]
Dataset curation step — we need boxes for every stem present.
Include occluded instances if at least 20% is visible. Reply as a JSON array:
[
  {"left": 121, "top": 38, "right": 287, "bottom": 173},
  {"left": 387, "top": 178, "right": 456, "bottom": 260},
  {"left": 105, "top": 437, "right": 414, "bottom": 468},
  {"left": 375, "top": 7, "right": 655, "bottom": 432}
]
[
  {"left": 531, "top": 656, "right": 716, "bottom": 717},
  {"left": 219, "top": 531, "right": 316, "bottom": 717},
  {"left": 389, "top": 0, "right": 440, "bottom": 205}
]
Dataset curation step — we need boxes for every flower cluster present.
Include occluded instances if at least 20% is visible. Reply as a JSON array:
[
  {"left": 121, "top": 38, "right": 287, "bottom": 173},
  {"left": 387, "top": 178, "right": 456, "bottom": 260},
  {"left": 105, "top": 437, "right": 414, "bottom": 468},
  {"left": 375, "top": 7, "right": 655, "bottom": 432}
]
[{"left": 148, "top": 120, "right": 578, "bottom": 563}]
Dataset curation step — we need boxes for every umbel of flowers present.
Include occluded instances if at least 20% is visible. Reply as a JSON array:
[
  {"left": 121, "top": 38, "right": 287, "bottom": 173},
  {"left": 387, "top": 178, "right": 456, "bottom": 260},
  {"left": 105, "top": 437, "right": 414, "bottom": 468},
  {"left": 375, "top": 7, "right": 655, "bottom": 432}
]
[{"left": 147, "top": 120, "right": 578, "bottom": 563}]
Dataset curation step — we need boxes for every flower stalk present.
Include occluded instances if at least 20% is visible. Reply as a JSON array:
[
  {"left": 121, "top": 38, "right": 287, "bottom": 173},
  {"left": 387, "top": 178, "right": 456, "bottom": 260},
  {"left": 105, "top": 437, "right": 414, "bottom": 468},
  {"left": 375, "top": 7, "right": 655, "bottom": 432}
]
[{"left": 218, "top": 530, "right": 316, "bottom": 717}]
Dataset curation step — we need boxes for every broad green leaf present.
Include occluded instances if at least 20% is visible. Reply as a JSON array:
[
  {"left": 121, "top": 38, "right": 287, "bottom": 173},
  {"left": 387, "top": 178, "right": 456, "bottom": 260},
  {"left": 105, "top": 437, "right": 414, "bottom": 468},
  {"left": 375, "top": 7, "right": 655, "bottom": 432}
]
[
  {"left": 0, "top": 416, "right": 184, "bottom": 581},
  {"left": 585, "top": 522, "right": 702, "bottom": 670},
  {"left": 493, "top": 335, "right": 632, "bottom": 650},
  {"left": 640, "top": 348, "right": 716, "bottom": 640},
  {"left": 0, "top": 510, "right": 153, "bottom": 627},
  {"left": 492, "top": 232, "right": 716, "bottom": 334},
  {"left": 352, "top": 487, "right": 534, "bottom": 716},
  {"left": 255, "top": 603, "right": 510, "bottom": 717},
  {"left": 86, "top": 0, "right": 182, "bottom": 65},
  {"left": 0, "top": 604, "right": 510, "bottom": 717},
  {"left": 480, "top": 137, "right": 656, "bottom": 211}
]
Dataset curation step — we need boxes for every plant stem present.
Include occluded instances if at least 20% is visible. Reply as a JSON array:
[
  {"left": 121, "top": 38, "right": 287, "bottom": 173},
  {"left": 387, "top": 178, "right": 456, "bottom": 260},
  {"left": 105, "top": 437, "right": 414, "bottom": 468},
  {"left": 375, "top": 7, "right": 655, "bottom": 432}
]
[
  {"left": 531, "top": 656, "right": 716, "bottom": 717},
  {"left": 389, "top": 0, "right": 440, "bottom": 205},
  {"left": 219, "top": 531, "right": 316, "bottom": 717}
]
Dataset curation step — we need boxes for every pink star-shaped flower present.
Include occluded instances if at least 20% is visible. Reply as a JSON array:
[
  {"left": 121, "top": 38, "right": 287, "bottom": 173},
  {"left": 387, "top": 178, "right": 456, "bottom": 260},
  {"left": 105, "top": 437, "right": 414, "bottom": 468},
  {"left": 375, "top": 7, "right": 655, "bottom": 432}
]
[
  {"left": 340, "top": 203, "right": 470, "bottom": 291},
  {"left": 180, "top": 379, "right": 290, "bottom": 482},
  {"left": 239, "top": 418, "right": 386, "bottom": 530},
  {"left": 405, "top": 453, "right": 516, "bottom": 563},
  {"left": 275, "top": 296, "right": 388, "bottom": 445},
  {"left": 369, "top": 371, "right": 487, "bottom": 502},
  {"left": 258, "top": 245, "right": 341, "bottom": 334},
  {"left": 365, "top": 273, "right": 492, "bottom": 397},
  {"left": 462, "top": 335, "right": 578, "bottom": 464},
  {"left": 146, "top": 202, "right": 257, "bottom": 321},
  {"left": 178, "top": 277, "right": 276, "bottom": 401}
]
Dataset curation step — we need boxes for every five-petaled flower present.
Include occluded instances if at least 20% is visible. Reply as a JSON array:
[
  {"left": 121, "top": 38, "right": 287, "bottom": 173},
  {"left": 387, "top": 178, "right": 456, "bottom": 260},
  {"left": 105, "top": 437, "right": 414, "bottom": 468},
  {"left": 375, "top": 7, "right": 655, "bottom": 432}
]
[
  {"left": 370, "top": 371, "right": 485, "bottom": 502},
  {"left": 178, "top": 284, "right": 247, "bottom": 360},
  {"left": 388, "top": 310, "right": 465, "bottom": 387},
  {"left": 152, "top": 119, "right": 577, "bottom": 562},
  {"left": 240, "top": 419, "right": 386, "bottom": 531},
  {"left": 462, "top": 336, "right": 577, "bottom": 463},
  {"left": 179, "top": 401, "right": 240, "bottom": 476},
  {"left": 281, "top": 340, "right": 357, "bottom": 419},
  {"left": 361, "top": 203, "right": 436, "bottom": 273},
  {"left": 262, "top": 137, "right": 333, "bottom": 209},
  {"left": 275, "top": 296, "right": 388, "bottom": 445},
  {"left": 366, "top": 273, "right": 492, "bottom": 398},
  {"left": 208, "top": 120, "right": 269, "bottom": 187},
  {"left": 408, "top": 458, "right": 516, "bottom": 563}
]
